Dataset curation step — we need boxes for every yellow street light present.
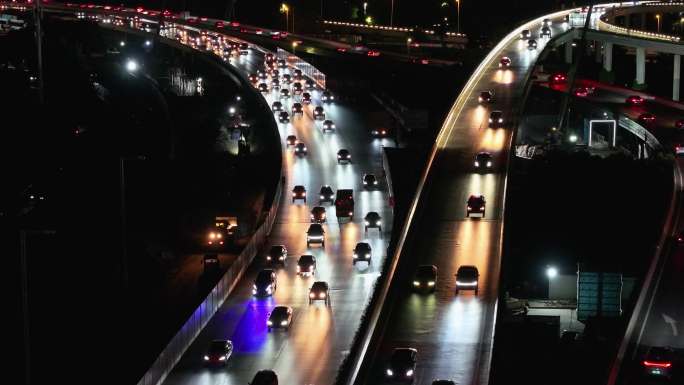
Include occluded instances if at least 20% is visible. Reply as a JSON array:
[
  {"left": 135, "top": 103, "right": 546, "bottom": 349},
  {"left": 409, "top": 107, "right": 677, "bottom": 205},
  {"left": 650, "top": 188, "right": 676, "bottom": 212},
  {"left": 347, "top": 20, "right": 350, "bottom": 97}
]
[
  {"left": 656, "top": 14, "right": 661, "bottom": 33},
  {"left": 280, "top": 3, "right": 290, "bottom": 32}
]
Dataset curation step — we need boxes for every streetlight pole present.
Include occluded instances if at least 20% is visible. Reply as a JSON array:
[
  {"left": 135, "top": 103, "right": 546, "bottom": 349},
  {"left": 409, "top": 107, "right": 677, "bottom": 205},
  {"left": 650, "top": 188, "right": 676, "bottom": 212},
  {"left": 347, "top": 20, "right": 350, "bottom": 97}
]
[
  {"left": 35, "top": 0, "right": 45, "bottom": 104},
  {"left": 390, "top": 0, "right": 394, "bottom": 27},
  {"left": 456, "top": 0, "right": 461, "bottom": 35},
  {"left": 656, "top": 14, "right": 661, "bottom": 33},
  {"left": 406, "top": 37, "right": 412, "bottom": 57}
]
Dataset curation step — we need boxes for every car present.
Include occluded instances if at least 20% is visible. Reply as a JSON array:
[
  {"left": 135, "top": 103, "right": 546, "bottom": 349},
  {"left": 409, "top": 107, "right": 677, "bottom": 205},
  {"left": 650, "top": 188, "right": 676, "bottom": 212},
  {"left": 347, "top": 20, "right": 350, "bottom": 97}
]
[
  {"left": 258, "top": 71, "right": 268, "bottom": 81},
  {"left": 309, "top": 281, "right": 330, "bottom": 306},
  {"left": 455, "top": 265, "right": 479, "bottom": 295},
  {"left": 249, "top": 370, "right": 278, "bottom": 385},
  {"left": 279, "top": 88, "right": 290, "bottom": 99},
  {"left": 313, "top": 106, "right": 326, "bottom": 120},
  {"left": 294, "top": 142, "right": 307, "bottom": 156},
  {"left": 542, "top": 18, "right": 552, "bottom": 26},
  {"left": 364, "top": 211, "right": 382, "bottom": 233},
  {"left": 293, "top": 68, "right": 303, "bottom": 80},
  {"left": 337, "top": 149, "right": 352, "bottom": 164},
  {"left": 248, "top": 73, "right": 258, "bottom": 83},
  {"left": 305, "top": 79, "right": 316, "bottom": 90},
  {"left": 488, "top": 110, "right": 504, "bottom": 128},
  {"left": 352, "top": 242, "right": 372, "bottom": 265},
  {"left": 413, "top": 265, "right": 437, "bottom": 292},
  {"left": 306, "top": 224, "right": 325, "bottom": 247},
  {"left": 270, "top": 78, "right": 280, "bottom": 90},
  {"left": 499, "top": 56, "right": 511, "bottom": 68},
  {"left": 322, "top": 119, "right": 336, "bottom": 132},
  {"left": 292, "top": 82, "right": 303, "bottom": 94},
  {"left": 253, "top": 269, "right": 277, "bottom": 296},
  {"left": 277, "top": 59, "right": 287, "bottom": 68},
  {"left": 203, "top": 340, "right": 233, "bottom": 365},
  {"left": 291, "top": 102, "right": 303, "bottom": 115},
  {"left": 550, "top": 72, "right": 567, "bottom": 84},
  {"left": 371, "top": 127, "right": 389, "bottom": 138},
  {"left": 363, "top": 173, "right": 378, "bottom": 188},
  {"left": 478, "top": 91, "right": 493, "bottom": 103},
  {"left": 278, "top": 111, "right": 290, "bottom": 124},
  {"left": 286, "top": 135, "right": 297, "bottom": 146},
  {"left": 272, "top": 101, "right": 283, "bottom": 112},
  {"left": 638, "top": 113, "right": 656, "bottom": 125},
  {"left": 319, "top": 185, "right": 335, "bottom": 203},
  {"left": 292, "top": 185, "right": 306, "bottom": 203},
  {"left": 267, "top": 245, "right": 287, "bottom": 265},
  {"left": 302, "top": 92, "right": 312, "bottom": 104},
  {"left": 267, "top": 307, "right": 293, "bottom": 331},
  {"left": 310, "top": 206, "right": 327, "bottom": 223},
  {"left": 367, "top": 50, "right": 381, "bottom": 57},
  {"left": 203, "top": 253, "right": 220, "bottom": 274},
  {"left": 527, "top": 39, "right": 538, "bottom": 50},
  {"left": 297, "top": 254, "right": 317, "bottom": 276},
  {"left": 258, "top": 82, "right": 269, "bottom": 92},
  {"left": 206, "top": 229, "right": 225, "bottom": 247},
  {"left": 540, "top": 26, "right": 551, "bottom": 37},
  {"left": 385, "top": 348, "right": 417, "bottom": 381},
  {"left": 322, "top": 90, "right": 334, "bottom": 103},
  {"left": 239, "top": 42, "right": 249, "bottom": 54},
  {"left": 520, "top": 29, "right": 531, "bottom": 39},
  {"left": 626, "top": 95, "right": 644, "bottom": 105},
  {"left": 574, "top": 87, "right": 589, "bottom": 97},
  {"left": 474, "top": 152, "right": 493, "bottom": 171},
  {"left": 676, "top": 143, "right": 684, "bottom": 157},
  {"left": 642, "top": 346, "right": 674, "bottom": 380},
  {"left": 675, "top": 119, "right": 684, "bottom": 130},
  {"left": 281, "top": 74, "right": 292, "bottom": 84},
  {"left": 466, "top": 194, "right": 486, "bottom": 217}
]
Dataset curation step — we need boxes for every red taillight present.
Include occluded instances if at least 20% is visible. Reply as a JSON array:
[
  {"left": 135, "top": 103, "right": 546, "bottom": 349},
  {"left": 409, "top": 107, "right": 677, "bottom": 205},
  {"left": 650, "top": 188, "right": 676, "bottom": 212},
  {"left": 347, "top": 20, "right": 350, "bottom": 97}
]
[{"left": 643, "top": 360, "right": 672, "bottom": 368}]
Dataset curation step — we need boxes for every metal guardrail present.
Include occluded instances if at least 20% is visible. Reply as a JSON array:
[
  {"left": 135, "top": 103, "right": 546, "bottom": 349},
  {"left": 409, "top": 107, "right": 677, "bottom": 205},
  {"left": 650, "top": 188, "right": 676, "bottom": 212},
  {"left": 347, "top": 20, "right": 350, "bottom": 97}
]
[
  {"left": 597, "top": 18, "right": 681, "bottom": 42},
  {"left": 618, "top": 115, "right": 662, "bottom": 150},
  {"left": 276, "top": 47, "right": 326, "bottom": 90}
]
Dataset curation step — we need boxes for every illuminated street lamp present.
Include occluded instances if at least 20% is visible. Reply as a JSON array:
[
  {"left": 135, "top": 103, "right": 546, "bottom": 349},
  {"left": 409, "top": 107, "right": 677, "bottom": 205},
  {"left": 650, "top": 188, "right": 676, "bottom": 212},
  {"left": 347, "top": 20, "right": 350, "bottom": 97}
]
[
  {"left": 125, "top": 59, "right": 138, "bottom": 72},
  {"left": 363, "top": 2, "right": 368, "bottom": 16},
  {"left": 280, "top": 3, "right": 290, "bottom": 32},
  {"left": 406, "top": 37, "right": 412, "bottom": 56},
  {"left": 292, "top": 41, "right": 299, "bottom": 53},
  {"left": 656, "top": 14, "right": 661, "bottom": 33},
  {"left": 365, "top": 15, "right": 373, "bottom": 25},
  {"left": 546, "top": 266, "right": 558, "bottom": 279}
]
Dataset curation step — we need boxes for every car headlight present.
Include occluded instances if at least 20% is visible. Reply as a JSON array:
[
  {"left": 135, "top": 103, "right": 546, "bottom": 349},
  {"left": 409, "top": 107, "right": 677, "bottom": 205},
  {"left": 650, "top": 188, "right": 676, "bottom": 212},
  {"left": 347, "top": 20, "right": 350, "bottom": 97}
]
[
  {"left": 353, "top": 253, "right": 358, "bottom": 257},
  {"left": 374, "top": 181, "right": 378, "bottom": 185},
  {"left": 428, "top": 281, "right": 435, "bottom": 286},
  {"left": 281, "top": 320, "right": 288, "bottom": 326},
  {"left": 252, "top": 289, "right": 257, "bottom": 294},
  {"left": 319, "top": 293, "right": 326, "bottom": 298},
  {"left": 266, "top": 285, "right": 272, "bottom": 293},
  {"left": 309, "top": 292, "right": 316, "bottom": 298},
  {"left": 204, "top": 355, "right": 210, "bottom": 361},
  {"left": 279, "top": 255, "right": 285, "bottom": 260},
  {"left": 363, "top": 181, "right": 367, "bottom": 185},
  {"left": 267, "top": 320, "right": 273, "bottom": 326},
  {"left": 413, "top": 281, "right": 420, "bottom": 286},
  {"left": 488, "top": 118, "right": 493, "bottom": 123},
  {"left": 386, "top": 369, "right": 394, "bottom": 376},
  {"left": 377, "top": 221, "right": 381, "bottom": 225},
  {"left": 478, "top": 97, "right": 483, "bottom": 102},
  {"left": 474, "top": 161, "right": 480, "bottom": 167},
  {"left": 487, "top": 161, "right": 492, "bottom": 167},
  {"left": 365, "top": 221, "right": 369, "bottom": 225},
  {"left": 219, "top": 356, "right": 226, "bottom": 361},
  {"left": 467, "top": 206, "right": 471, "bottom": 210},
  {"left": 498, "top": 118, "right": 503, "bottom": 123},
  {"left": 366, "top": 253, "right": 370, "bottom": 257},
  {"left": 267, "top": 256, "right": 271, "bottom": 260},
  {"left": 406, "top": 370, "right": 414, "bottom": 377},
  {"left": 320, "top": 195, "right": 324, "bottom": 199},
  {"left": 209, "top": 233, "right": 216, "bottom": 239}
]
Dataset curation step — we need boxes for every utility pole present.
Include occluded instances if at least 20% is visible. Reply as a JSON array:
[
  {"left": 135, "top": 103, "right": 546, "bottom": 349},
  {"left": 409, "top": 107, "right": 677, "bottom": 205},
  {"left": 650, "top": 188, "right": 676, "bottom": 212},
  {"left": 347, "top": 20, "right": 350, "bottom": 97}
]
[{"left": 35, "top": 0, "right": 45, "bottom": 104}]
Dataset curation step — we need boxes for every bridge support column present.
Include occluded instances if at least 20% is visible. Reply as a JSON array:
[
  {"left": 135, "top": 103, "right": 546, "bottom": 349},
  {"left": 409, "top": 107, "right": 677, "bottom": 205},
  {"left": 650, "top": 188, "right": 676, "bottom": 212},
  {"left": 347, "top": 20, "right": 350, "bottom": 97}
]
[
  {"left": 600, "top": 42, "right": 614, "bottom": 83},
  {"left": 565, "top": 42, "right": 573, "bottom": 64},
  {"left": 674, "top": 54, "right": 681, "bottom": 101},
  {"left": 595, "top": 41, "right": 602, "bottom": 63},
  {"left": 634, "top": 47, "right": 646, "bottom": 90}
]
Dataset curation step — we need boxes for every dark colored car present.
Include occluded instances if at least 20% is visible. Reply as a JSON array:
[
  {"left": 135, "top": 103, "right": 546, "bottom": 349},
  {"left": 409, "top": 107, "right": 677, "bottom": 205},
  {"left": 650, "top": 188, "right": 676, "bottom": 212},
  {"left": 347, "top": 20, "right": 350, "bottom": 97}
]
[
  {"left": 203, "top": 339, "right": 233, "bottom": 365},
  {"left": 352, "top": 242, "right": 372, "bottom": 265},
  {"left": 675, "top": 119, "right": 684, "bottom": 130},
  {"left": 540, "top": 25, "right": 551, "bottom": 37},
  {"left": 527, "top": 39, "right": 538, "bottom": 50},
  {"left": 520, "top": 29, "right": 531, "bottom": 39},
  {"left": 474, "top": 152, "right": 493, "bottom": 171},
  {"left": 364, "top": 211, "right": 382, "bottom": 233},
  {"left": 413, "top": 265, "right": 437, "bottom": 292},
  {"left": 322, "top": 90, "right": 334, "bottom": 103},
  {"left": 292, "top": 82, "right": 303, "bottom": 94},
  {"left": 294, "top": 142, "right": 307, "bottom": 156},
  {"left": 267, "top": 307, "right": 292, "bottom": 331},
  {"left": 385, "top": 348, "right": 417, "bottom": 381},
  {"left": 466, "top": 194, "right": 486, "bottom": 217},
  {"left": 293, "top": 68, "right": 303, "bottom": 80},
  {"left": 308, "top": 281, "right": 330, "bottom": 306},
  {"left": 371, "top": 127, "right": 389, "bottom": 138},
  {"left": 270, "top": 77, "right": 280, "bottom": 90},
  {"left": 488, "top": 111, "right": 504, "bottom": 128},
  {"left": 203, "top": 253, "right": 220, "bottom": 274},
  {"left": 277, "top": 59, "right": 287, "bottom": 68},
  {"left": 279, "top": 88, "right": 290, "bottom": 99},
  {"left": 292, "top": 185, "right": 306, "bottom": 203},
  {"left": 248, "top": 73, "right": 258, "bottom": 83},
  {"left": 478, "top": 91, "right": 493, "bottom": 103},
  {"left": 271, "top": 101, "right": 283, "bottom": 112},
  {"left": 455, "top": 265, "right": 480, "bottom": 295},
  {"left": 278, "top": 111, "right": 290, "bottom": 123},
  {"left": 281, "top": 74, "right": 292, "bottom": 84},
  {"left": 310, "top": 206, "right": 327, "bottom": 223},
  {"left": 642, "top": 346, "right": 674, "bottom": 380},
  {"left": 337, "top": 149, "right": 352, "bottom": 164},
  {"left": 297, "top": 254, "right": 317, "bottom": 276},
  {"left": 306, "top": 224, "right": 325, "bottom": 247},
  {"left": 322, "top": 119, "right": 336, "bottom": 132},
  {"left": 313, "top": 106, "right": 325, "bottom": 120},
  {"left": 286, "top": 135, "right": 297, "bottom": 146},
  {"left": 253, "top": 269, "right": 277, "bottom": 296},
  {"left": 292, "top": 102, "right": 303, "bottom": 115},
  {"left": 258, "top": 82, "right": 269, "bottom": 93},
  {"left": 363, "top": 173, "right": 378, "bottom": 188},
  {"left": 499, "top": 56, "right": 511, "bottom": 68},
  {"left": 626, "top": 95, "right": 644, "bottom": 105},
  {"left": 319, "top": 185, "right": 334, "bottom": 203},
  {"left": 550, "top": 72, "right": 567, "bottom": 84},
  {"left": 250, "top": 370, "right": 278, "bottom": 385},
  {"left": 676, "top": 230, "right": 684, "bottom": 243},
  {"left": 638, "top": 113, "right": 656, "bottom": 125},
  {"left": 302, "top": 92, "right": 312, "bottom": 104},
  {"left": 305, "top": 78, "right": 315, "bottom": 90},
  {"left": 267, "top": 245, "right": 287, "bottom": 265}
]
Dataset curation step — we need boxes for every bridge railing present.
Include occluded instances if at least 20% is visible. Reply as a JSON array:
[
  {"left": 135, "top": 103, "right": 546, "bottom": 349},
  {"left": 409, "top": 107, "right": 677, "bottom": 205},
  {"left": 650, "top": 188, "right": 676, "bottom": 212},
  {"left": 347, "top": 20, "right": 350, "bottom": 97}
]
[
  {"left": 597, "top": 12, "right": 681, "bottom": 42},
  {"left": 276, "top": 47, "right": 326, "bottom": 89}
]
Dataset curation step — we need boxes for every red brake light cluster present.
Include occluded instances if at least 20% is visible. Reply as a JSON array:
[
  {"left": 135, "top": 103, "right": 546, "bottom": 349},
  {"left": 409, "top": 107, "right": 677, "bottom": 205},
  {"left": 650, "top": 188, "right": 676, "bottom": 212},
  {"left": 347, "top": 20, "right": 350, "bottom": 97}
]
[{"left": 643, "top": 360, "right": 672, "bottom": 368}]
